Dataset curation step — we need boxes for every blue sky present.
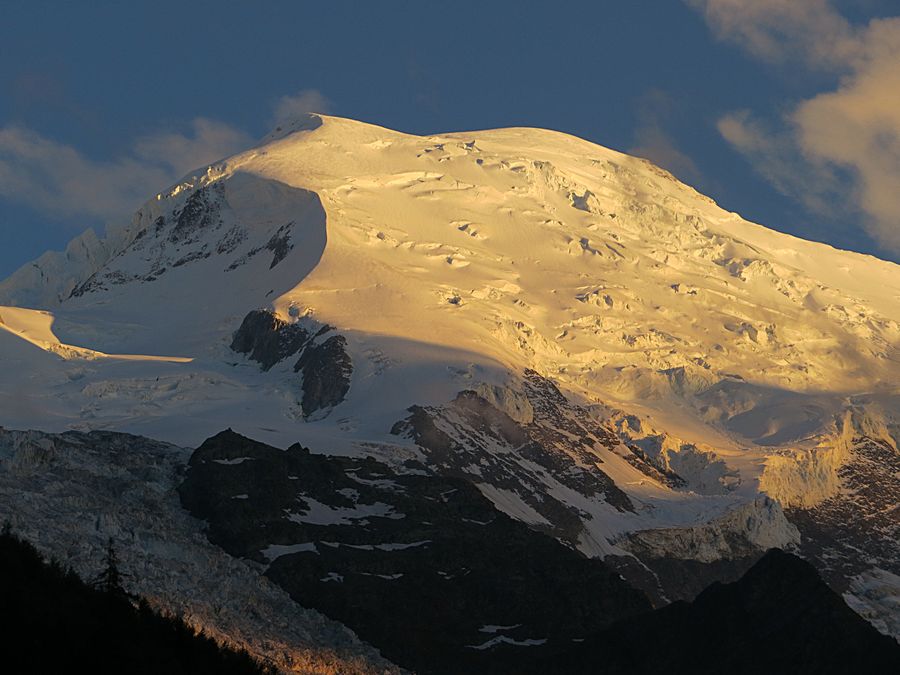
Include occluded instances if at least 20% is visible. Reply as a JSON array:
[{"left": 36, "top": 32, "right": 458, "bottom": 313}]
[{"left": 2, "top": 0, "right": 899, "bottom": 278}]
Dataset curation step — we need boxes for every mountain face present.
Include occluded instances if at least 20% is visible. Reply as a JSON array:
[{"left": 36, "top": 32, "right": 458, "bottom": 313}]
[
  {"left": 0, "top": 113, "right": 898, "bottom": 657},
  {"left": 179, "top": 429, "right": 650, "bottom": 674}
]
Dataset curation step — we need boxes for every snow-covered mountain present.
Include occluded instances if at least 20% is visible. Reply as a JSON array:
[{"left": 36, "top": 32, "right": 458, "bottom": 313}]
[{"left": 1, "top": 113, "right": 898, "bottom": 645}]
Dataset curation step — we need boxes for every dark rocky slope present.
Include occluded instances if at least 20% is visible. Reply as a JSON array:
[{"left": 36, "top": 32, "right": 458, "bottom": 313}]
[
  {"left": 180, "top": 430, "right": 900, "bottom": 674},
  {"left": 788, "top": 436, "right": 900, "bottom": 591},
  {"left": 391, "top": 373, "right": 782, "bottom": 606},
  {"left": 231, "top": 310, "right": 352, "bottom": 417},
  {"left": 179, "top": 429, "right": 652, "bottom": 674},
  {"left": 525, "top": 549, "right": 900, "bottom": 675}
]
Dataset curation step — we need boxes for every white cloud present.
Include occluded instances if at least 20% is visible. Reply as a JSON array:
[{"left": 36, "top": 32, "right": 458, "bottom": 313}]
[
  {"left": 0, "top": 90, "right": 327, "bottom": 228},
  {"left": 690, "top": 0, "right": 900, "bottom": 253},
  {"left": 0, "top": 126, "right": 171, "bottom": 222},
  {"left": 272, "top": 89, "right": 331, "bottom": 125},
  {"left": 686, "top": 0, "right": 862, "bottom": 69},
  {"left": 716, "top": 110, "right": 844, "bottom": 217},
  {"left": 793, "top": 21, "right": 900, "bottom": 250},
  {"left": 133, "top": 117, "right": 253, "bottom": 177}
]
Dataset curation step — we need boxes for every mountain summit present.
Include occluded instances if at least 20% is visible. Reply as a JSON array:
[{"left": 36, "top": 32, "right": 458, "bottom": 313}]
[{"left": 1, "top": 114, "right": 898, "bottom": 638}]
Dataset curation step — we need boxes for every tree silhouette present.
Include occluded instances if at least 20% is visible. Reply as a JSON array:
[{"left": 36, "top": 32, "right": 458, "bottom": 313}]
[
  {"left": 0, "top": 529, "right": 272, "bottom": 673},
  {"left": 93, "top": 537, "right": 129, "bottom": 598}
]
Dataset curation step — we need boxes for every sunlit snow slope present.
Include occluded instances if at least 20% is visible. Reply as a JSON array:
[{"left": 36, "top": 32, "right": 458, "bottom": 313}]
[{"left": 1, "top": 115, "right": 898, "bottom": 615}]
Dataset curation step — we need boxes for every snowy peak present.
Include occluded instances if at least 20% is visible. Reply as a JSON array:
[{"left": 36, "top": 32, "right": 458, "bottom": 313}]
[
  {"left": 1, "top": 112, "right": 899, "bottom": 642},
  {"left": 2, "top": 113, "right": 899, "bottom": 472},
  {"left": 246, "top": 115, "right": 900, "bottom": 394}
]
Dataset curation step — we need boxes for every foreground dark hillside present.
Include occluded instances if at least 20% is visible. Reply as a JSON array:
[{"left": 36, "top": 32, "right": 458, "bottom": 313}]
[
  {"left": 521, "top": 549, "right": 900, "bottom": 675},
  {"left": 0, "top": 531, "right": 271, "bottom": 675}
]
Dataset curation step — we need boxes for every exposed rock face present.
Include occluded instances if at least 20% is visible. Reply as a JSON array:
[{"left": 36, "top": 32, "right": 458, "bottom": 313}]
[
  {"left": 393, "top": 375, "right": 880, "bottom": 617},
  {"left": 169, "top": 185, "right": 222, "bottom": 244},
  {"left": 294, "top": 335, "right": 353, "bottom": 417},
  {"left": 231, "top": 310, "right": 353, "bottom": 417},
  {"left": 0, "top": 427, "right": 399, "bottom": 675},
  {"left": 389, "top": 373, "right": 798, "bottom": 606},
  {"left": 30, "top": 172, "right": 327, "bottom": 308},
  {"left": 178, "top": 429, "right": 652, "bottom": 675},
  {"left": 473, "top": 383, "right": 534, "bottom": 425},
  {"left": 227, "top": 222, "right": 297, "bottom": 271},
  {"left": 262, "top": 222, "right": 295, "bottom": 268},
  {"left": 785, "top": 435, "right": 900, "bottom": 637},
  {"left": 230, "top": 309, "right": 310, "bottom": 371},
  {"left": 534, "top": 550, "right": 900, "bottom": 675},
  {"left": 602, "top": 432, "right": 900, "bottom": 633},
  {"left": 70, "top": 184, "right": 227, "bottom": 297},
  {"left": 391, "top": 371, "right": 668, "bottom": 550}
]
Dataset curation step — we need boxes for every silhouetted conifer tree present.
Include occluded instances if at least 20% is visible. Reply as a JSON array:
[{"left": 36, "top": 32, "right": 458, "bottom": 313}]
[
  {"left": 93, "top": 537, "right": 128, "bottom": 597},
  {"left": 0, "top": 530, "right": 272, "bottom": 673}
]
